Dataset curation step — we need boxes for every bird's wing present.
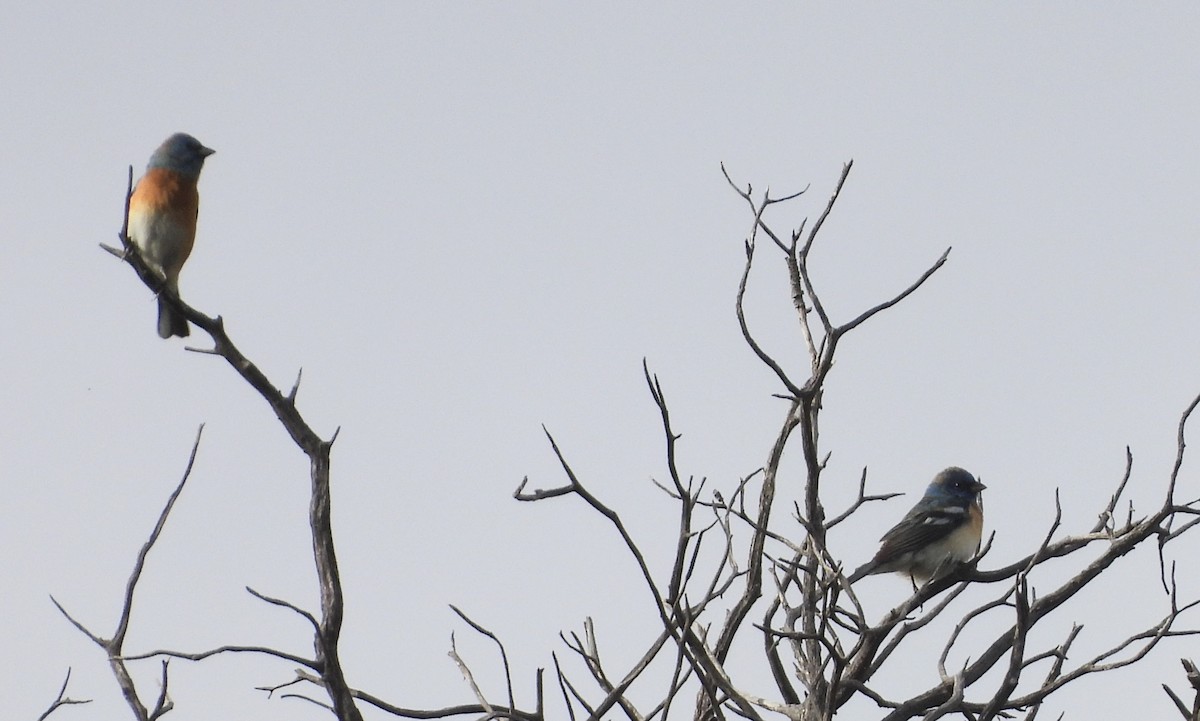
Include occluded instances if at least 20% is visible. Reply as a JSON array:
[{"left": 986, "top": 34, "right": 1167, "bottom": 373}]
[{"left": 872, "top": 504, "right": 966, "bottom": 563}]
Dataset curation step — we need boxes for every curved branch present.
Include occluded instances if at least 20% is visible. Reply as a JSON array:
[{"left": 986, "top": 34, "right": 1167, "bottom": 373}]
[
  {"left": 51, "top": 426, "right": 203, "bottom": 721},
  {"left": 122, "top": 645, "right": 317, "bottom": 668}
]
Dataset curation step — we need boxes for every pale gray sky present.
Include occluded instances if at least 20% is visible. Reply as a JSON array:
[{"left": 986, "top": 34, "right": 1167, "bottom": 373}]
[{"left": 4, "top": 4, "right": 1199, "bottom": 719}]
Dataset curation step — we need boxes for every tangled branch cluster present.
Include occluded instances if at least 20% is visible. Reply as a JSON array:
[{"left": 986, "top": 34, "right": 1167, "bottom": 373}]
[{"left": 44, "top": 164, "right": 1200, "bottom": 721}]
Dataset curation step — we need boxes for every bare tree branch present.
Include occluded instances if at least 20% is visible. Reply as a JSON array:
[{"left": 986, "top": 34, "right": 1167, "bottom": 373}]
[
  {"left": 245, "top": 586, "right": 321, "bottom": 633},
  {"left": 52, "top": 425, "right": 203, "bottom": 721},
  {"left": 121, "top": 645, "right": 316, "bottom": 668},
  {"left": 448, "top": 633, "right": 494, "bottom": 716},
  {"left": 449, "top": 606, "right": 518, "bottom": 716},
  {"left": 36, "top": 669, "right": 91, "bottom": 721},
  {"left": 1163, "top": 658, "right": 1200, "bottom": 720}
]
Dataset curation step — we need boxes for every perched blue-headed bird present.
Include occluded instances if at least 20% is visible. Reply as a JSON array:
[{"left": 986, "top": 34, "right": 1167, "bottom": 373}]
[
  {"left": 127, "top": 133, "right": 215, "bottom": 338},
  {"left": 848, "top": 467, "right": 986, "bottom": 584}
]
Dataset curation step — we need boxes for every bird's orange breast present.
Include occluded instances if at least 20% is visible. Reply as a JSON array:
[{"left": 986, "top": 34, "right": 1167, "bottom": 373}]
[{"left": 129, "top": 168, "right": 200, "bottom": 225}]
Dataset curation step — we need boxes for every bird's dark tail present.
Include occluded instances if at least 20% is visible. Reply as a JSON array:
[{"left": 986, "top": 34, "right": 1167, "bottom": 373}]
[
  {"left": 157, "top": 296, "right": 190, "bottom": 338},
  {"left": 847, "top": 562, "right": 875, "bottom": 584}
]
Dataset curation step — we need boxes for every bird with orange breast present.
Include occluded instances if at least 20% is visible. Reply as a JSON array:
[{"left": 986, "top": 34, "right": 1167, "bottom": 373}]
[{"left": 127, "top": 133, "right": 215, "bottom": 338}]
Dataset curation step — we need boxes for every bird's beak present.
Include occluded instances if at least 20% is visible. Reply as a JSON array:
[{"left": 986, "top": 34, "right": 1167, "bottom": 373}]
[
  {"left": 201, "top": 146, "right": 216, "bottom": 157},
  {"left": 975, "top": 481, "right": 987, "bottom": 492}
]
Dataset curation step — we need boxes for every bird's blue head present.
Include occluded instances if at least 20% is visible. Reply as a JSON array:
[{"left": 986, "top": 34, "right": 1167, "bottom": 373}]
[
  {"left": 147, "top": 133, "right": 215, "bottom": 179},
  {"left": 926, "top": 467, "right": 986, "bottom": 501}
]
